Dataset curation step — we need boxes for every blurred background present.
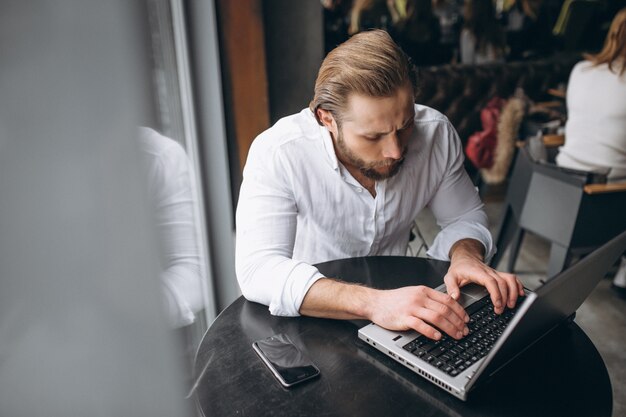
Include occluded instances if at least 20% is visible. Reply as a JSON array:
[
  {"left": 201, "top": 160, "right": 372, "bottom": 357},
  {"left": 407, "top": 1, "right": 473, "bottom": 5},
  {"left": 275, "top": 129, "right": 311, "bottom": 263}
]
[{"left": 1, "top": 0, "right": 625, "bottom": 415}]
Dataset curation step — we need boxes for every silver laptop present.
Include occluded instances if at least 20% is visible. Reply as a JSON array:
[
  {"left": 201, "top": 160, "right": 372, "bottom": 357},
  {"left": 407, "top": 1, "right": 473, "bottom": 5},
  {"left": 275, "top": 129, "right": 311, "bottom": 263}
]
[{"left": 358, "top": 229, "right": 626, "bottom": 401}]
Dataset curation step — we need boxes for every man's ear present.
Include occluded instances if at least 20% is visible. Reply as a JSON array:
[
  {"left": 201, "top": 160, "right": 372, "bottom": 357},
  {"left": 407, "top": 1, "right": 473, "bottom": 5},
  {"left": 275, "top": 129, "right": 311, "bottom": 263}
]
[{"left": 317, "top": 108, "right": 338, "bottom": 137}]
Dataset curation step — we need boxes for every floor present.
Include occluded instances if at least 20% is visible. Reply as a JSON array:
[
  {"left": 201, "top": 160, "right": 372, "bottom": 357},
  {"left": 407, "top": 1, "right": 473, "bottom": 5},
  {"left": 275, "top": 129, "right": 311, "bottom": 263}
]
[{"left": 412, "top": 198, "right": 626, "bottom": 416}]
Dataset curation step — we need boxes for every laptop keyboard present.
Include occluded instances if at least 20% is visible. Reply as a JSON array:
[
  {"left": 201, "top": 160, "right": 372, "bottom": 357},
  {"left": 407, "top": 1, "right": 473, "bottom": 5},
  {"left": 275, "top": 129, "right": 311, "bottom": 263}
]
[{"left": 402, "top": 296, "right": 525, "bottom": 377}]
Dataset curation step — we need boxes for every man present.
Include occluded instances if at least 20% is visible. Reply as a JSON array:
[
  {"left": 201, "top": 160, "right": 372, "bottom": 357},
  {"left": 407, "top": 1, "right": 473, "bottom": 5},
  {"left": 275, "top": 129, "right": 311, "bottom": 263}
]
[
  {"left": 236, "top": 30, "right": 523, "bottom": 341},
  {"left": 139, "top": 127, "right": 205, "bottom": 328}
]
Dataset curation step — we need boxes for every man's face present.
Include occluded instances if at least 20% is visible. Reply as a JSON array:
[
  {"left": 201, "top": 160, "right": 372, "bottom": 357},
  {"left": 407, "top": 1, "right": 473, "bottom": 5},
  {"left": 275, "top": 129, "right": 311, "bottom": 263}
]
[{"left": 325, "top": 86, "right": 415, "bottom": 180}]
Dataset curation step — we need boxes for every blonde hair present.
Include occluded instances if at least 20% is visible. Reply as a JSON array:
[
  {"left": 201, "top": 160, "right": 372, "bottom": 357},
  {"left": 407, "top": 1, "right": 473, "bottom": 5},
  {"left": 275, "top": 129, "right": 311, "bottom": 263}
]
[
  {"left": 309, "top": 30, "right": 418, "bottom": 125},
  {"left": 585, "top": 8, "right": 626, "bottom": 76}
]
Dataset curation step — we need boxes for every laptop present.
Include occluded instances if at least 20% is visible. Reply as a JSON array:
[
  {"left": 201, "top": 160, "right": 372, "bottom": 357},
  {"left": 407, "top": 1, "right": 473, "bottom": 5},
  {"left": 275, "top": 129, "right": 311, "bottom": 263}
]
[{"left": 358, "top": 229, "right": 626, "bottom": 401}]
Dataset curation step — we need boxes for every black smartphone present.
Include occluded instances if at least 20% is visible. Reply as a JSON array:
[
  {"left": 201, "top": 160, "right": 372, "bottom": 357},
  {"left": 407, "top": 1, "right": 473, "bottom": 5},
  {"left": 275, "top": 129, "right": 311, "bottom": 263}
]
[{"left": 252, "top": 333, "right": 320, "bottom": 388}]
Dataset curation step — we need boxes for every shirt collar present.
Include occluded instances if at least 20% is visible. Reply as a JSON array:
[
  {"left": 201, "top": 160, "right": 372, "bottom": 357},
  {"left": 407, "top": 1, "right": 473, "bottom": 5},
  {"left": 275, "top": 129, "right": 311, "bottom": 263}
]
[
  {"left": 302, "top": 108, "right": 340, "bottom": 171},
  {"left": 320, "top": 124, "right": 340, "bottom": 171}
]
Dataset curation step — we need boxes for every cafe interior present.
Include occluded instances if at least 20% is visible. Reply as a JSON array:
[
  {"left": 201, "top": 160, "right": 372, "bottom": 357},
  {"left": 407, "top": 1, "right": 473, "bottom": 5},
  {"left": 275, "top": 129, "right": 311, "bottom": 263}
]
[{"left": 1, "top": 0, "right": 625, "bottom": 415}]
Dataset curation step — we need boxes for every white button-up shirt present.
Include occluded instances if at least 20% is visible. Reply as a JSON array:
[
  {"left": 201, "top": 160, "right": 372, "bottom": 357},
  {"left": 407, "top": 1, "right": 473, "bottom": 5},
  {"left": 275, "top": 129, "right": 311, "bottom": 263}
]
[
  {"left": 139, "top": 128, "right": 205, "bottom": 327},
  {"left": 236, "top": 106, "right": 494, "bottom": 316}
]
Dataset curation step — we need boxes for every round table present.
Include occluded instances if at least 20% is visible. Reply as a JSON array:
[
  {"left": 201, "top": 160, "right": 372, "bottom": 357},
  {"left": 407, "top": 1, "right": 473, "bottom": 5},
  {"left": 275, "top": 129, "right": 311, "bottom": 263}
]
[{"left": 193, "top": 256, "right": 612, "bottom": 417}]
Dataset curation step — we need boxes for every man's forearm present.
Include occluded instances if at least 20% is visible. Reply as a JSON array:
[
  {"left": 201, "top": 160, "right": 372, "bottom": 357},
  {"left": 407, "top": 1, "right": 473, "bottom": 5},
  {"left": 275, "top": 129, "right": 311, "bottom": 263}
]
[
  {"left": 449, "top": 238, "right": 486, "bottom": 263},
  {"left": 300, "top": 276, "right": 471, "bottom": 340},
  {"left": 299, "top": 278, "right": 375, "bottom": 320}
]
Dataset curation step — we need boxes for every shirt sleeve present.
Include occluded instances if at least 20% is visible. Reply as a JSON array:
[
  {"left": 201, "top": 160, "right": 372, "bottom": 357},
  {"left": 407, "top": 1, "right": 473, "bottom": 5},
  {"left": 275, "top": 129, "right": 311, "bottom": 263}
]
[
  {"left": 235, "top": 139, "right": 324, "bottom": 317},
  {"left": 426, "top": 122, "right": 496, "bottom": 262},
  {"left": 149, "top": 139, "right": 205, "bottom": 328}
]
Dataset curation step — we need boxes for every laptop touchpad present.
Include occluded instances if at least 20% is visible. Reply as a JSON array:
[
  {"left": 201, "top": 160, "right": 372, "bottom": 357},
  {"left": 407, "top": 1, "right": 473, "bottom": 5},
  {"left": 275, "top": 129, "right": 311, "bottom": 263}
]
[
  {"left": 436, "top": 283, "right": 488, "bottom": 308},
  {"left": 459, "top": 283, "right": 489, "bottom": 299}
]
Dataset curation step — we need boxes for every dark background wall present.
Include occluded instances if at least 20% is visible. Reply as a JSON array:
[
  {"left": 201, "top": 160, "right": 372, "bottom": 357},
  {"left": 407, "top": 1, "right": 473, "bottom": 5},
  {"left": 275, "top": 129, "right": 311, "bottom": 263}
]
[{"left": 263, "top": 0, "right": 324, "bottom": 123}]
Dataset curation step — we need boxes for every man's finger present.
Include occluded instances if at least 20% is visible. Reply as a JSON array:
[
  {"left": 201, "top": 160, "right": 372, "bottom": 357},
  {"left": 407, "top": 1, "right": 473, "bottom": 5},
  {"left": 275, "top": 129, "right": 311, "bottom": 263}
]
[
  {"left": 478, "top": 275, "right": 503, "bottom": 312},
  {"left": 489, "top": 271, "right": 509, "bottom": 313},
  {"left": 405, "top": 316, "right": 442, "bottom": 341},
  {"left": 423, "top": 297, "right": 467, "bottom": 332},
  {"left": 443, "top": 273, "right": 461, "bottom": 301},
  {"left": 414, "top": 307, "right": 465, "bottom": 340},
  {"left": 426, "top": 286, "right": 469, "bottom": 324},
  {"left": 500, "top": 272, "right": 520, "bottom": 308}
]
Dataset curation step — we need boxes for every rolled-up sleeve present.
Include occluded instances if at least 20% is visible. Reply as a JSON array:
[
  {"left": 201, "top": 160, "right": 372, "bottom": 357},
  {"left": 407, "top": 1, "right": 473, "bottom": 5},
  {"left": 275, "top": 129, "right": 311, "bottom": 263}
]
[
  {"left": 235, "top": 140, "right": 324, "bottom": 316},
  {"left": 426, "top": 124, "right": 495, "bottom": 262}
]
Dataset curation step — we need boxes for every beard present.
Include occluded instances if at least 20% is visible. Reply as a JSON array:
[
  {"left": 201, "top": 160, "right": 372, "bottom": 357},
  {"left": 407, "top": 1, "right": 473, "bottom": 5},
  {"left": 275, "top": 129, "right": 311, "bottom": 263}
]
[{"left": 334, "top": 128, "right": 407, "bottom": 180}]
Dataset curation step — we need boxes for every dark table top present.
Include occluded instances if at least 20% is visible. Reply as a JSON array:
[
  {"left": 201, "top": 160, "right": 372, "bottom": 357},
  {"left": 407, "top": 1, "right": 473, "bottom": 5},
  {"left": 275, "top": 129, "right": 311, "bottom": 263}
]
[{"left": 193, "top": 256, "right": 612, "bottom": 417}]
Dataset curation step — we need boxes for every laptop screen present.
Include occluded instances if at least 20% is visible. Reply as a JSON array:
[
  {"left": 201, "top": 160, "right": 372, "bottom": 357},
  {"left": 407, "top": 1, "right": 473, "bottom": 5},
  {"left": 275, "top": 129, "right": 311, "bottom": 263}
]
[{"left": 470, "top": 229, "right": 626, "bottom": 387}]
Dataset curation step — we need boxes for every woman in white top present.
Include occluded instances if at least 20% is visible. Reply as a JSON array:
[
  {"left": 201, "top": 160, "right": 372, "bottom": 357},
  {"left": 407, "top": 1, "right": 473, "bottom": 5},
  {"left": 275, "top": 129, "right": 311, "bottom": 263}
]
[
  {"left": 460, "top": 0, "right": 506, "bottom": 64},
  {"left": 556, "top": 8, "right": 626, "bottom": 181},
  {"left": 556, "top": 8, "right": 626, "bottom": 296}
]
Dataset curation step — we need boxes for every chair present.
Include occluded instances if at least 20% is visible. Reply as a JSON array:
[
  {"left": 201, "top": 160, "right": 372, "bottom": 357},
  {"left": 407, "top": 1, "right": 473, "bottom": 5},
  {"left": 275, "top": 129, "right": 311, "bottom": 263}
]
[{"left": 490, "top": 145, "right": 626, "bottom": 279}]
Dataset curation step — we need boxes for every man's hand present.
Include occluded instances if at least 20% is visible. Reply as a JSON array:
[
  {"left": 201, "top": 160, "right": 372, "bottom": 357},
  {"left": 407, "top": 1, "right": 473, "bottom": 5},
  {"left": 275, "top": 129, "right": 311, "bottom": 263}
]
[
  {"left": 300, "top": 279, "right": 470, "bottom": 341},
  {"left": 300, "top": 238, "right": 524, "bottom": 341},
  {"left": 445, "top": 239, "right": 524, "bottom": 314},
  {"left": 368, "top": 285, "right": 469, "bottom": 341}
]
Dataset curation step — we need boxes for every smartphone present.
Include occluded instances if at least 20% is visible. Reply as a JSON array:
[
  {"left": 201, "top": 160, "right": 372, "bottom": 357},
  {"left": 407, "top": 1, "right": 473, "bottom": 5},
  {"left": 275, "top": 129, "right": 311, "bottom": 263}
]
[{"left": 252, "top": 333, "right": 320, "bottom": 388}]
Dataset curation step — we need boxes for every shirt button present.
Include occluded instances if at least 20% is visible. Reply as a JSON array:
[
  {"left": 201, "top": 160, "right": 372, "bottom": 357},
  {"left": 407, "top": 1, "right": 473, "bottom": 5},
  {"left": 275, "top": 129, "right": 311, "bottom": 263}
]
[{"left": 356, "top": 187, "right": 363, "bottom": 193}]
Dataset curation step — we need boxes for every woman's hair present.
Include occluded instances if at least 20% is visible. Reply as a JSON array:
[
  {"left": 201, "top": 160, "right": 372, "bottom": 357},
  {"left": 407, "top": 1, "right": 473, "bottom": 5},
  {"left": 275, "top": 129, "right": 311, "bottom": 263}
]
[
  {"left": 349, "top": 0, "right": 376, "bottom": 35},
  {"left": 309, "top": 29, "right": 418, "bottom": 126},
  {"left": 463, "top": 0, "right": 506, "bottom": 55},
  {"left": 401, "top": 0, "right": 439, "bottom": 43},
  {"left": 406, "top": 0, "right": 434, "bottom": 23},
  {"left": 520, "top": 0, "right": 541, "bottom": 21},
  {"left": 585, "top": 8, "right": 626, "bottom": 76}
]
